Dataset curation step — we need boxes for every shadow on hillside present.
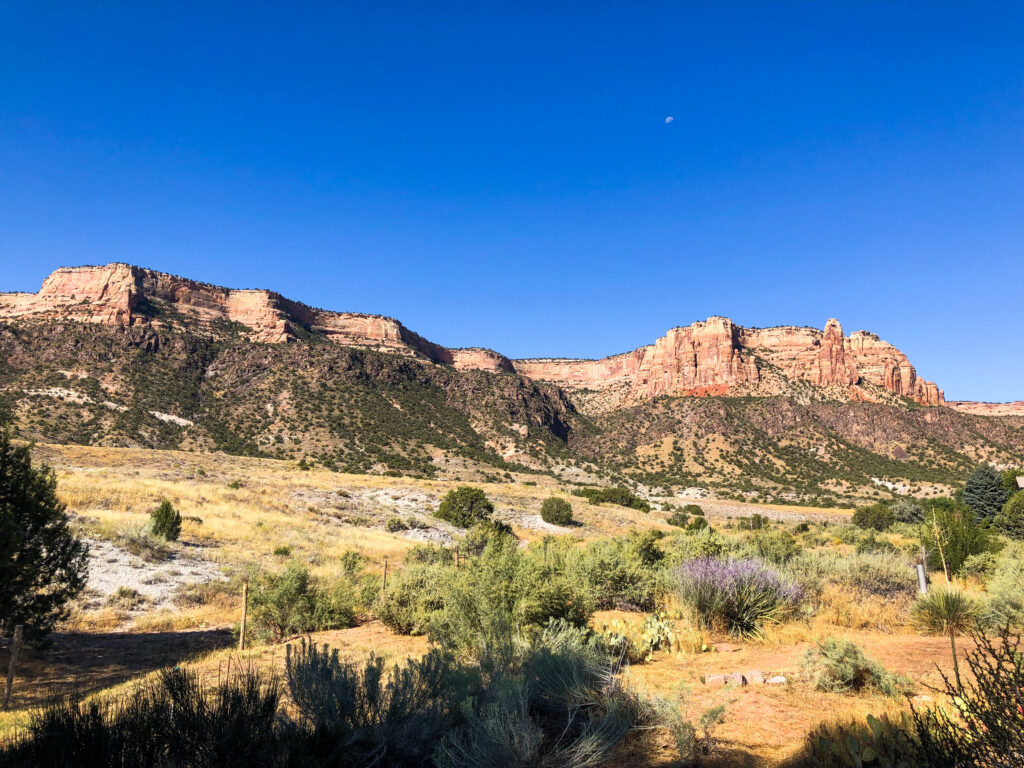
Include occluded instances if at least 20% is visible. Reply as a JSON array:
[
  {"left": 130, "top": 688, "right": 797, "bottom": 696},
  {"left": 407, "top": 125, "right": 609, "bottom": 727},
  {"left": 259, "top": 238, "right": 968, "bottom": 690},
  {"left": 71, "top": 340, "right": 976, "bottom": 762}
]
[{"left": 1, "top": 628, "right": 234, "bottom": 712}]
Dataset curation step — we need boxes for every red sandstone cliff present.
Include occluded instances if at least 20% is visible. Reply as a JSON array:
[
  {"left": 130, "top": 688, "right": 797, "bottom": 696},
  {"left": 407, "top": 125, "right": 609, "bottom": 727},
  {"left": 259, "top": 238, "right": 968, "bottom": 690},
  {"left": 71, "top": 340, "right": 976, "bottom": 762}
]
[
  {"left": 515, "top": 317, "right": 944, "bottom": 406},
  {"left": 0, "top": 264, "right": 947, "bottom": 406}
]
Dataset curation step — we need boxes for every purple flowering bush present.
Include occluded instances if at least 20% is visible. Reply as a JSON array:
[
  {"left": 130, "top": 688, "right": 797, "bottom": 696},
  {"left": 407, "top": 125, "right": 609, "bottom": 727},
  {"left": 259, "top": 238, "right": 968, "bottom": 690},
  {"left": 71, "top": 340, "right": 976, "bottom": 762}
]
[{"left": 673, "top": 557, "right": 803, "bottom": 638}]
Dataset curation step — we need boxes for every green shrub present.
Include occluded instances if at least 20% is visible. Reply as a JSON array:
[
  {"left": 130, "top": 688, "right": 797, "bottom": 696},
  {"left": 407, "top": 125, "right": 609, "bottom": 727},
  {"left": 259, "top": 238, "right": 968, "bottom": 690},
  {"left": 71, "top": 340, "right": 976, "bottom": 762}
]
[
  {"left": 566, "top": 530, "right": 666, "bottom": 611},
  {"left": 687, "top": 516, "right": 709, "bottom": 532},
  {"left": 375, "top": 562, "right": 450, "bottom": 635},
  {"left": 752, "top": 529, "right": 800, "bottom": 564},
  {"left": 272, "top": 545, "right": 291, "bottom": 557},
  {"left": 539, "top": 497, "right": 573, "bottom": 526},
  {"left": 852, "top": 502, "right": 894, "bottom": 531},
  {"left": 571, "top": 486, "right": 651, "bottom": 512},
  {"left": 430, "top": 536, "right": 592, "bottom": 660},
  {"left": 385, "top": 516, "right": 409, "bottom": 532},
  {"left": 149, "top": 499, "right": 182, "bottom": 541},
  {"left": 2, "top": 629, "right": 652, "bottom": 768},
  {"left": 785, "top": 550, "right": 915, "bottom": 599},
  {"left": 664, "top": 529, "right": 731, "bottom": 562},
  {"left": 285, "top": 641, "right": 472, "bottom": 766},
  {"left": 250, "top": 563, "right": 358, "bottom": 642},
  {"left": 666, "top": 510, "right": 689, "bottom": 528},
  {"left": 961, "top": 552, "right": 999, "bottom": 580},
  {"left": 1001, "top": 468, "right": 1023, "bottom": 496},
  {"left": 737, "top": 513, "right": 769, "bottom": 531},
  {"left": 106, "top": 586, "right": 146, "bottom": 611},
  {"left": 995, "top": 491, "right": 1024, "bottom": 540},
  {"left": 855, "top": 532, "right": 897, "bottom": 555},
  {"left": 461, "top": 518, "right": 514, "bottom": 557},
  {"left": 891, "top": 499, "right": 924, "bottom": 523},
  {"left": 984, "top": 553, "right": 1024, "bottom": 628},
  {"left": 919, "top": 499, "right": 997, "bottom": 575},
  {"left": 802, "top": 638, "right": 911, "bottom": 697},
  {"left": 405, "top": 543, "right": 455, "bottom": 566},
  {"left": 682, "top": 503, "right": 704, "bottom": 516},
  {"left": 0, "top": 666, "right": 281, "bottom": 767},
  {"left": 436, "top": 486, "right": 493, "bottom": 528}
]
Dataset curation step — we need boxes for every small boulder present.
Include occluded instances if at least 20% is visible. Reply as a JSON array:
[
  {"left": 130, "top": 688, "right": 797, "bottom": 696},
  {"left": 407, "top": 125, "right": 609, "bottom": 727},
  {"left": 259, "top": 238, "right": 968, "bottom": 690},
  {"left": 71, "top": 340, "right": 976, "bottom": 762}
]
[
  {"left": 725, "top": 672, "right": 747, "bottom": 687},
  {"left": 766, "top": 675, "right": 787, "bottom": 685},
  {"left": 746, "top": 669, "right": 765, "bottom": 685},
  {"left": 705, "top": 674, "right": 726, "bottom": 687}
]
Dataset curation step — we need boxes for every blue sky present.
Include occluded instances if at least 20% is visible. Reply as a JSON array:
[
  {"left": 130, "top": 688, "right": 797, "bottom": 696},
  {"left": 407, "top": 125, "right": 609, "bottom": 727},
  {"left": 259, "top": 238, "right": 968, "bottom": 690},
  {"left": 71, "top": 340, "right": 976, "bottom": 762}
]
[{"left": 1, "top": 3, "right": 1022, "bottom": 401}]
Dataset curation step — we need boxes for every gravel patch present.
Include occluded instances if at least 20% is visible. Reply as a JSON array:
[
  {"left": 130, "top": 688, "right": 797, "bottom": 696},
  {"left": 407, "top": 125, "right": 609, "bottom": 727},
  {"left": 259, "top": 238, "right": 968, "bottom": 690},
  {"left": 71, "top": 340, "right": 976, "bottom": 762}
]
[{"left": 82, "top": 539, "right": 225, "bottom": 612}]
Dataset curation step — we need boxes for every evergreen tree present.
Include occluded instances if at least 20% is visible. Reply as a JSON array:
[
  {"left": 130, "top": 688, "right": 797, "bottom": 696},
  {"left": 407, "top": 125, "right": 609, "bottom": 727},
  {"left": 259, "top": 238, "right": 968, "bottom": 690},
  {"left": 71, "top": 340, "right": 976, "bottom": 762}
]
[
  {"left": 540, "top": 497, "right": 573, "bottom": 526},
  {"left": 150, "top": 500, "right": 182, "bottom": 541},
  {"left": 0, "top": 428, "right": 89, "bottom": 643},
  {"left": 963, "top": 464, "right": 1007, "bottom": 519},
  {"left": 435, "top": 487, "right": 493, "bottom": 529}
]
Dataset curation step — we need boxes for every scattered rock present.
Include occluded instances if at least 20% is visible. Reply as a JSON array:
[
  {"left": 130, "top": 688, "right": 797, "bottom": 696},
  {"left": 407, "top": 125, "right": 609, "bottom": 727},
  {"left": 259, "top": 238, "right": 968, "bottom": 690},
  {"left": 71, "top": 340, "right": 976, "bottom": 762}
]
[
  {"left": 766, "top": 675, "right": 788, "bottom": 686},
  {"left": 725, "top": 672, "right": 747, "bottom": 687},
  {"left": 911, "top": 695, "right": 934, "bottom": 705},
  {"left": 746, "top": 669, "right": 765, "bottom": 685},
  {"left": 705, "top": 674, "right": 726, "bottom": 687},
  {"left": 713, "top": 642, "right": 741, "bottom": 653}
]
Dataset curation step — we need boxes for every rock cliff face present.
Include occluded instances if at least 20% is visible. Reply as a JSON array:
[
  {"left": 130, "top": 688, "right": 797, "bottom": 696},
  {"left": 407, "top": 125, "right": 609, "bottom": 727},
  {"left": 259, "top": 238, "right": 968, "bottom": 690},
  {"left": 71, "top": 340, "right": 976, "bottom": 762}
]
[
  {"left": 0, "top": 264, "right": 946, "bottom": 406},
  {"left": 518, "top": 317, "right": 944, "bottom": 406}
]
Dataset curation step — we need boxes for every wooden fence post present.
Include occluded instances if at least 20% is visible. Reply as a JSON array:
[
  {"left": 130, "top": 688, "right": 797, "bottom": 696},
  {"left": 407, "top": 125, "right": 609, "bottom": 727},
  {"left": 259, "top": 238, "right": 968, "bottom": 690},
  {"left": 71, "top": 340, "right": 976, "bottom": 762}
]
[
  {"left": 238, "top": 583, "right": 248, "bottom": 652},
  {"left": 2, "top": 625, "right": 24, "bottom": 711},
  {"left": 382, "top": 558, "right": 389, "bottom": 594},
  {"left": 455, "top": 545, "right": 460, "bottom": 569}
]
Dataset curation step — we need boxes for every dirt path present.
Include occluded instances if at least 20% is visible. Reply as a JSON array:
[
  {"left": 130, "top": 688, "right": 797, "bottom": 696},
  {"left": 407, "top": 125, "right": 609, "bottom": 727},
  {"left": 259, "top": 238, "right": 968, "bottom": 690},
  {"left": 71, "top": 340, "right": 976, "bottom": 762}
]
[{"left": 627, "top": 630, "right": 964, "bottom": 766}]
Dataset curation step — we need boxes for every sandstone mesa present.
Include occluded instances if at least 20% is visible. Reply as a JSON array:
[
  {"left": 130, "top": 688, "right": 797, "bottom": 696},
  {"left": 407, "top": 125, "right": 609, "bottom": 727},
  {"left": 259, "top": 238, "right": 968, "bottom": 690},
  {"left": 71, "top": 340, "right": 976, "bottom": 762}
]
[{"left": 0, "top": 263, "right": 950, "bottom": 407}]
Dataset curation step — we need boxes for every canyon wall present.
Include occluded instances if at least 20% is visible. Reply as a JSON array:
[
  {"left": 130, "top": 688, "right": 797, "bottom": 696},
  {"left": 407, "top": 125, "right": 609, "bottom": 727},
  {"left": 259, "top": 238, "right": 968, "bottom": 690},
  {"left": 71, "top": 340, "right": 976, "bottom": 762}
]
[{"left": 0, "top": 264, "right": 946, "bottom": 406}]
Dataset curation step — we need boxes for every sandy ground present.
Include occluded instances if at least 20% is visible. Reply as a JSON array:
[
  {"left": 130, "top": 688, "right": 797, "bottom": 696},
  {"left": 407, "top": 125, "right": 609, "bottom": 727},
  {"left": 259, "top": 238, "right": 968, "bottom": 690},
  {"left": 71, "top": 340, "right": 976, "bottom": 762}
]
[{"left": 81, "top": 538, "right": 225, "bottom": 613}]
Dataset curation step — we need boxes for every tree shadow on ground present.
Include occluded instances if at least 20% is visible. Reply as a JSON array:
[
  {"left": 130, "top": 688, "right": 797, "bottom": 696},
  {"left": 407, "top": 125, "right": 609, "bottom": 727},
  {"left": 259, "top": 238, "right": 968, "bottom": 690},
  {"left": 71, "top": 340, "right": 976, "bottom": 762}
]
[{"left": 1, "top": 628, "right": 234, "bottom": 712}]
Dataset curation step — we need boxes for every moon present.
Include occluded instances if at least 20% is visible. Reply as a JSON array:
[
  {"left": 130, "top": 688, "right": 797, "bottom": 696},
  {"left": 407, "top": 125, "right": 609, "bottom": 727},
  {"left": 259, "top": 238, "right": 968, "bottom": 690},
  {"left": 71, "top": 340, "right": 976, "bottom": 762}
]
[{"left": 665, "top": 116, "right": 674, "bottom": 124}]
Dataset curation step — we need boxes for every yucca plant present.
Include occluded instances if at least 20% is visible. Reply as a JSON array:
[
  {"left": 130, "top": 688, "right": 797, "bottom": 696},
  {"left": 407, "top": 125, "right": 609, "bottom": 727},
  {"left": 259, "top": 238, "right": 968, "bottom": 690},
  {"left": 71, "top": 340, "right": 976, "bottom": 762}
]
[{"left": 911, "top": 587, "right": 978, "bottom": 688}]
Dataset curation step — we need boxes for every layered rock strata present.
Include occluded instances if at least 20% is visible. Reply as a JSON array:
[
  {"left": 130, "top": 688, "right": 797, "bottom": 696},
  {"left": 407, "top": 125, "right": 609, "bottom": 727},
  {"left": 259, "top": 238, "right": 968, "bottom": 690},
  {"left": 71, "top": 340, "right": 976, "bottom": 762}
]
[{"left": 0, "top": 264, "right": 946, "bottom": 406}]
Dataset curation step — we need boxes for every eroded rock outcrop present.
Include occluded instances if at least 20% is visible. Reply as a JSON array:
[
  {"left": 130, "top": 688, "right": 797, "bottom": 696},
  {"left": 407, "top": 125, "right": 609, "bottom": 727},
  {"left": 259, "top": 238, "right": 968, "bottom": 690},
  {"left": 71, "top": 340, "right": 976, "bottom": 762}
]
[
  {"left": 515, "top": 317, "right": 943, "bottom": 406},
  {"left": 0, "top": 264, "right": 946, "bottom": 406}
]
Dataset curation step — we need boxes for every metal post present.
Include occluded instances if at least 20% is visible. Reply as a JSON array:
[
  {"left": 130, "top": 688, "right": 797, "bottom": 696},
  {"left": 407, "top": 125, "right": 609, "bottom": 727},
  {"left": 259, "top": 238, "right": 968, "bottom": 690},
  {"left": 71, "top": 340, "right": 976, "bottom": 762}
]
[
  {"left": 916, "top": 563, "right": 928, "bottom": 594},
  {"left": 382, "top": 557, "right": 389, "bottom": 594},
  {"left": 238, "top": 583, "right": 248, "bottom": 652}
]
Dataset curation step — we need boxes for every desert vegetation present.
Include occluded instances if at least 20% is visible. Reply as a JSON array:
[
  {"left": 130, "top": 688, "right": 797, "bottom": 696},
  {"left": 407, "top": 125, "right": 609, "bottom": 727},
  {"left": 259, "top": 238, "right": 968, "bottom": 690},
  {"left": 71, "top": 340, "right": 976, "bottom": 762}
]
[{"left": 2, "top": 440, "right": 1024, "bottom": 766}]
